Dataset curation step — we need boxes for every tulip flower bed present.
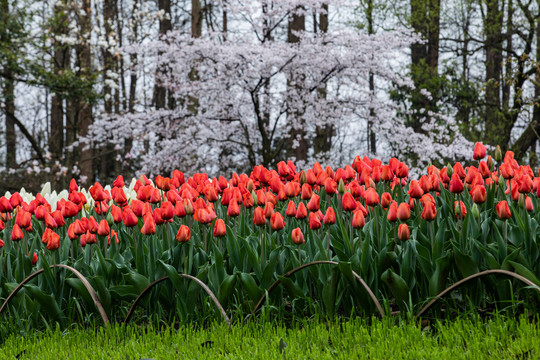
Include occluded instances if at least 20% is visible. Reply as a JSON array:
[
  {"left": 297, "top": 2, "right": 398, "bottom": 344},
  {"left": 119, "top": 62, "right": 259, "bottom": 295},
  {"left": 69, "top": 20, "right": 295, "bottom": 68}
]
[{"left": 0, "top": 143, "right": 539, "bottom": 333}]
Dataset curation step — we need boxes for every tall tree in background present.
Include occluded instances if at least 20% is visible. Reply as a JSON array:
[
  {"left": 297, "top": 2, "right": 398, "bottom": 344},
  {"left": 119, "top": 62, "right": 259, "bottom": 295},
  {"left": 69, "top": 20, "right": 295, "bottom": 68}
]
[
  {"left": 0, "top": 0, "right": 19, "bottom": 169},
  {"left": 409, "top": 0, "right": 441, "bottom": 130},
  {"left": 287, "top": 5, "right": 308, "bottom": 163},
  {"left": 313, "top": 3, "right": 336, "bottom": 159},
  {"left": 77, "top": 0, "right": 94, "bottom": 184},
  {"left": 49, "top": 0, "right": 68, "bottom": 165},
  {"left": 483, "top": 0, "right": 504, "bottom": 146}
]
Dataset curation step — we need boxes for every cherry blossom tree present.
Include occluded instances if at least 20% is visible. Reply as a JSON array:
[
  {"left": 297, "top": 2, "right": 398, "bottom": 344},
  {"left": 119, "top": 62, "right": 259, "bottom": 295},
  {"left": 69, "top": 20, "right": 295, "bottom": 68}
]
[{"left": 89, "top": 1, "right": 473, "bottom": 177}]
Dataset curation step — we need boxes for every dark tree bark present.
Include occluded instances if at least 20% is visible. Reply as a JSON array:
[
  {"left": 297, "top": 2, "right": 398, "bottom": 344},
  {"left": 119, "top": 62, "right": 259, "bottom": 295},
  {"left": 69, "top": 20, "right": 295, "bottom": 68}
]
[
  {"left": 483, "top": 0, "right": 504, "bottom": 146},
  {"left": 153, "top": 0, "right": 173, "bottom": 110},
  {"left": 313, "top": 3, "right": 336, "bottom": 157},
  {"left": 77, "top": 0, "right": 94, "bottom": 185},
  {"left": 49, "top": 1, "right": 70, "bottom": 164},
  {"left": 409, "top": 0, "right": 440, "bottom": 131},
  {"left": 0, "top": 0, "right": 17, "bottom": 168},
  {"left": 287, "top": 6, "right": 308, "bottom": 163}
]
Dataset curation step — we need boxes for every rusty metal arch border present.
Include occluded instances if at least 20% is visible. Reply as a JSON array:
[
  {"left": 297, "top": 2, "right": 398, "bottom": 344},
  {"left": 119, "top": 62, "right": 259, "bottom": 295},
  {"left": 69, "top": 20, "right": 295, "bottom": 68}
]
[
  {"left": 249, "top": 260, "right": 385, "bottom": 319},
  {"left": 415, "top": 269, "right": 540, "bottom": 319},
  {"left": 123, "top": 273, "right": 231, "bottom": 330},
  {"left": 0, "top": 264, "right": 109, "bottom": 326}
]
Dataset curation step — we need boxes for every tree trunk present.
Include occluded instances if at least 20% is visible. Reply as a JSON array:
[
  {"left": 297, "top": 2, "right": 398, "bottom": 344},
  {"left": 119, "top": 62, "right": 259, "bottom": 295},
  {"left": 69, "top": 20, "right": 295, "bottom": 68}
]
[
  {"left": 513, "top": 1, "right": 540, "bottom": 160},
  {"left": 287, "top": 6, "right": 307, "bottom": 163},
  {"left": 100, "top": 0, "right": 117, "bottom": 182},
  {"left": 0, "top": 0, "right": 16, "bottom": 169},
  {"left": 50, "top": 1, "right": 70, "bottom": 165},
  {"left": 313, "top": 4, "right": 336, "bottom": 158},
  {"left": 483, "top": 0, "right": 504, "bottom": 147},
  {"left": 153, "top": 0, "right": 173, "bottom": 110},
  {"left": 78, "top": 0, "right": 94, "bottom": 185},
  {"left": 409, "top": 0, "right": 439, "bottom": 131}
]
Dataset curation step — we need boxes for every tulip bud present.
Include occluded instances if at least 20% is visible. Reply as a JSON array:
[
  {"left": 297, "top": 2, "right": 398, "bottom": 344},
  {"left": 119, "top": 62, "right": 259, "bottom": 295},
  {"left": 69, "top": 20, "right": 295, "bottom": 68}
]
[
  {"left": 299, "top": 170, "right": 307, "bottom": 186},
  {"left": 337, "top": 179, "right": 346, "bottom": 194},
  {"left": 486, "top": 155, "right": 494, "bottom": 171},
  {"left": 471, "top": 203, "right": 480, "bottom": 220},
  {"left": 518, "top": 193, "right": 525, "bottom": 209},
  {"left": 494, "top": 145, "right": 502, "bottom": 162},
  {"left": 106, "top": 211, "right": 115, "bottom": 226},
  {"left": 446, "top": 163, "right": 453, "bottom": 178}
]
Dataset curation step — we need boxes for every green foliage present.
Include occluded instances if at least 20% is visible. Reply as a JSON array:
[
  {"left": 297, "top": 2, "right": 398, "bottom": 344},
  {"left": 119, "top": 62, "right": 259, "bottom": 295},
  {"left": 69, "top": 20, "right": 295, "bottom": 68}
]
[{"left": 0, "top": 315, "right": 538, "bottom": 359}]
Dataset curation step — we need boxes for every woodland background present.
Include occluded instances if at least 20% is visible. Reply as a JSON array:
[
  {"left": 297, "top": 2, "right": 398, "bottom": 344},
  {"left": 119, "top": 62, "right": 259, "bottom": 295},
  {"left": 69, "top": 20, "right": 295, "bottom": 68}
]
[{"left": 1, "top": 0, "right": 539, "bottom": 192}]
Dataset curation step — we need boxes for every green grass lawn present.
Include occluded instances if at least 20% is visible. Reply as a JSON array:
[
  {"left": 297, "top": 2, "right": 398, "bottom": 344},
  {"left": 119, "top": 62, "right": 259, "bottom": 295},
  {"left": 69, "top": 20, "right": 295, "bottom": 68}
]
[{"left": 0, "top": 315, "right": 537, "bottom": 359}]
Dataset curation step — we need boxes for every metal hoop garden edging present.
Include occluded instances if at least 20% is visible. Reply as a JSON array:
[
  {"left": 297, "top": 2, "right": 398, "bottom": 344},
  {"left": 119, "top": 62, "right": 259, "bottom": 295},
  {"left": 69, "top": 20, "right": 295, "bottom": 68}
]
[
  {"left": 415, "top": 269, "right": 540, "bottom": 319},
  {"left": 249, "top": 260, "right": 385, "bottom": 319},
  {"left": 0, "top": 264, "right": 110, "bottom": 326},
  {"left": 123, "top": 273, "right": 231, "bottom": 330}
]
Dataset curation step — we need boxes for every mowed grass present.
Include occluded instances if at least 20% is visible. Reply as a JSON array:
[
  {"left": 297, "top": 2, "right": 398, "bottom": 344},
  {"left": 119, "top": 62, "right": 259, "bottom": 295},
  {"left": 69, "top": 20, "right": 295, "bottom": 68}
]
[{"left": 0, "top": 315, "right": 538, "bottom": 359}]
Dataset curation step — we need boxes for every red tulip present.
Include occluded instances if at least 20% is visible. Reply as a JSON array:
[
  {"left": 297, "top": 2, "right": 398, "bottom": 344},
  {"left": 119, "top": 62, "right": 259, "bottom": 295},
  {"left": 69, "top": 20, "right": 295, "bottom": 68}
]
[
  {"left": 500, "top": 163, "right": 515, "bottom": 179},
  {"left": 364, "top": 188, "right": 380, "bottom": 206},
  {"left": 213, "top": 218, "right": 227, "bottom": 237},
  {"left": 453, "top": 162, "right": 466, "bottom": 179},
  {"left": 449, "top": 173, "right": 464, "bottom": 193},
  {"left": 421, "top": 201, "right": 437, "bottom": 221},
  {"left": 396, "top": 203, "right": 410, "bottom": 221},
  {"left": 111, "top": 187, "right": 127, "bottom": 205},
  {"left": 301, "top": 184, "right": 313, "bottom": 200},
  {"left": 11, "top": 224, "right": 24, "bottom": 241},
  {"left": 478, "top": 161, "right": 491, "bottom": 178},
  {"left": 253, "top": 207, "right": 266, "bottom": 226},
  {"left": 141, "top": 214, "right": 156, "bottom": 235},
  {"left": 324, "top": 178, "right": 337, "bottom": 195},
  {"left": 473, "top": 142, "right": 486, "bottom": 160},
  {"left": 395, "top": 162, "right": 409, "bottom": 179},
  {"left": 176, "top": 225, "right": 191, "bottom": 243},
  {"left": 242, "top": 191, "right": 254, "bottom": 208},
  {"left": 88, "top": 216, "right": 99, "bottom": 234},
  {"left": 51, "top": 210, "right": 65, "bottom": 228},
  {"left": 308, "top": 212, "right": 321, "bottom": 230},
  {"left": 398, "top": 224, "right": 410, "bottom": 241},
  {"left": 32, "top": 252, "right": 38, "bottom": 265},
  {"left": 69, "top": 178, "right": 79, "bottom": 192},
  {"left": 342, "top": 192, "right": 357, "bottom": 211},
  {"left": 0, "top": 197, "right": 13, "bottom": 213},
  {"left": 194, "top": 208, "right": 215, "bottom": 224},
  {"left": 470, "top": 185, "right": 487, "bottom": 204},
  {"left": 306, "top": 194, "right": 320, "bottom": 212},
  {"left": 89, "top": 182, "right": 106, "bottom": 202},
  {"left": 270, "top": 212, "right": 285, "bottom": 231},
  {"left": 264, "top": 201, "right": 275, "bottom": 218},
  {"left": 525, "top": 196, "right": 534, "bottom": 212},
  {"left": 112, "top": 175, "right": 125, "bottom": 188},
  {"left": 381, "top": 192, "right": 392, "bottom": 209},
  {"left": 496, "top": 200, "right": 511, "bottom": 220},
  {"left": 291, "top": 227, "right": 305, "bottom": 245},
  {"left": 407, "top": 180, "right": 424, "bottom": 199},
  {"left": 351, "top": 210, "right": 365, "bottom": 229},
  {"left": 296, "top": 202, "right": 308, "bottom": 219},
  {"left": 97, "top": 219, "right": 110, "bottom": 236},
  {"left": 43, "top": 228, "right": 61, "bottom": 250},
  {"left": 123, "top": 208, "right": 139, "bottom": 227},
  {"left": 286, "top": 200, "right": 297, "bottom": 217},
  {"left": 323, "top": 207, "right": 336, "bottom": 225},
  {"left": 227, "top": 198, "right": 241, "bottom": 217},
  {"left": 62, "top": 201, "right": 79, "bottom": 218},
  {"left": 387, "top": 201, "right": 398, "bottom": 222},
  {"left": 15, "top": 209, "right": 31, "bottom": 228}
]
